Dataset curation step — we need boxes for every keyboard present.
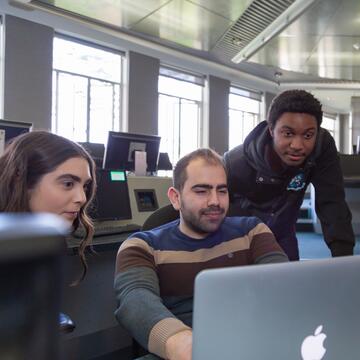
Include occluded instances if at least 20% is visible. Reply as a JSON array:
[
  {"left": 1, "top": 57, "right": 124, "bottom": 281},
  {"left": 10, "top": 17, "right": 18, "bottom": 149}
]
[{"left": 73, "top": 223, "right": 141, "bottom": 238}]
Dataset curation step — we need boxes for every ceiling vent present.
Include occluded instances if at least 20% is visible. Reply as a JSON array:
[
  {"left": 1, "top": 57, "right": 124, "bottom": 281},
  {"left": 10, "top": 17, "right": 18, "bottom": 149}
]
[{"left": 211, "top": 0, "right": 295, "bottom": 62}]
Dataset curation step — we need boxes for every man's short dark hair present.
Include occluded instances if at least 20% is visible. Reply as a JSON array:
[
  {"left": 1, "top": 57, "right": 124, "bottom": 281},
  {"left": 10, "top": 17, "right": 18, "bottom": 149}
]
[
  {"left": 267, "top": 89, "right": 323, "bottom": 129},
  {"left": 173, "top": 148, "right": 226, "bottom": 191}
]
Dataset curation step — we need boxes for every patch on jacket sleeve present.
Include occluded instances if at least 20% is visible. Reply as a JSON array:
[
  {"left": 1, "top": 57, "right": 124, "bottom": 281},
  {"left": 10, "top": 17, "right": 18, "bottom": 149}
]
[{"left": 287, "top": 172, "right": 306, "bottom": 191}]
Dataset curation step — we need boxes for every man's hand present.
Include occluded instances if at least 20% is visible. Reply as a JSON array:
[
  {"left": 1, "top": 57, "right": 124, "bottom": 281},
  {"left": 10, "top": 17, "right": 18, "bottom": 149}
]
[{"left": 165, "top": 329, "right": 192, "bottom": 360}]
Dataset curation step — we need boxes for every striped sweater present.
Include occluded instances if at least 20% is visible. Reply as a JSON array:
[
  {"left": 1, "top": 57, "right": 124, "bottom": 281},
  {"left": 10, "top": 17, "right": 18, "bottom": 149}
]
[{"left": 114, "top": 216, "right": 287, "bottom": 358}]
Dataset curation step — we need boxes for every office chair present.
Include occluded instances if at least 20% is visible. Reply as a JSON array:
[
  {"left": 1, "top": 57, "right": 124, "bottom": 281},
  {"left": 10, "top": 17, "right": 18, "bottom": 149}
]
[
  {"left": 141, "top": 202, "right": 241, "bottom": 232},
  {"left": 141, "top": 204, "right": 179, "bottom": 231},
  {"left": 157, "top": 152, "right": 173, "bottom": 171}
]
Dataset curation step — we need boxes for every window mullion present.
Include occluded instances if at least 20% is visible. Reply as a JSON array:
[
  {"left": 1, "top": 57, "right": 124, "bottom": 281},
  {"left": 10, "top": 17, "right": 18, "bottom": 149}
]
[
  {"left": 55, "top": 71, "right": 59, "bottom": 134},
  {"left": 86, "top": 78, "right": 91, "bottom": 142}
]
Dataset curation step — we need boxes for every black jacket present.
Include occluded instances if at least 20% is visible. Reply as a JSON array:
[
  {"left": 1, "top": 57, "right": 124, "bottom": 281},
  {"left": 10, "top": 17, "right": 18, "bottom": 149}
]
[{"left": 224, "top": 121, "right": 354, "bottom": 260}]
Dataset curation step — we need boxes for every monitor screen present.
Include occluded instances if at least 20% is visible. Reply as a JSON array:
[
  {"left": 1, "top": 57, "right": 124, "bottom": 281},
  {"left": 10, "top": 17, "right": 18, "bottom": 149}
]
[
  {"left": 0, "top": 119, "right": 32, "bottom": 143},
  {"left": 88, "top": 169, "right": 132, "bottom": 221},
  {"left": 78, "top": 142, "right": 105, "bottom": 168},
  {"left": 0, "top": 213, "right": 67, "bottom": 360},
  {"left": 103, "top": 131, "right": 161, "bottom": 173}
]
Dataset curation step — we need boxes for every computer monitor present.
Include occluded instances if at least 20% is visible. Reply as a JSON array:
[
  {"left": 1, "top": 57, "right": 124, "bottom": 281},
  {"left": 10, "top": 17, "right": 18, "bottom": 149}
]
[
  {"left": 0, "top": 213, "right": 68, "bottom": 360},
  {"left": 0, "top": 119, "right": 32, "bottom": 156},
  {"left": 103, "top": 131, "right": 161, "bottom": 173},
  {"left": 88, "top": 168, "right": 132, "bottom": 221},
  {"left": 78, "top": 142, "right": 105, "bottom": 168},
  {"left": 0, "top": 119, "right": 32, "bottom": 143}
]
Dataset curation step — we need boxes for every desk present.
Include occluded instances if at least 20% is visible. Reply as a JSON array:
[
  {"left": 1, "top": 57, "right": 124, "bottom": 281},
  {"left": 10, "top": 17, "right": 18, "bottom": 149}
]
[
  {"left": 311, "top": 179, "right": 360, "bottom": 235},
  {"left": 67, "top": 232, "right": 129, "bottom": 252},
  {"left": 62, "top": 233, "right": 133, "bottom": 359}
]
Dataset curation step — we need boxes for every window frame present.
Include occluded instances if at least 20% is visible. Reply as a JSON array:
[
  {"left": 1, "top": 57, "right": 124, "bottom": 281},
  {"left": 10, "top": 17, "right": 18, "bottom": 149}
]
[
  {"left": 52, "top": 34, "right": 124, "bottom": 143},
  {"left": 228, "top": 85, "right": 262, "bottom": 150},
  {"left": 158, "top": 65, "right": 204, "bottom": 164}
]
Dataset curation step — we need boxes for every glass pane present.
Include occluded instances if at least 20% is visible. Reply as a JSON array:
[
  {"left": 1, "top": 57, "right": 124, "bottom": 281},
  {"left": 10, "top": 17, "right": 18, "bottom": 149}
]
[
  {"left": 229, "top": 109, "right": 244, "bottom": 150},
  {"left": 158, "top": 94, "right": 180, "bottom": 165},
  {"left": 179, "top": 99, "right": 199, "bottom": 159},
  {"left": 229, "top": 93, "right": 260, "bottom": 113},
  {"left": 89, "top": 79, "right": 114, "bottom": 143},
  {"left": 0, "top": 18, "right": 4, "bottom": 117},
  {"left": 51, "top": 72, "right": 57, "bottom": 133},
  {"left": 53, "top": 37, "right": 121, "bottom": 82},
  {"left": 55, "top": 72, "right": 87, "bottom": 141},
  {"left": 243, "top": 112, "right": 257, "bottom": 140},
  {"left": 322, "top": 116, "right": 335, "bottom": 132},
  {"left": 159, "top": 76, "right": 202, "bottom": 101},
  {"left": 229, "top": 92, "right": 261, "bottom": 150}
]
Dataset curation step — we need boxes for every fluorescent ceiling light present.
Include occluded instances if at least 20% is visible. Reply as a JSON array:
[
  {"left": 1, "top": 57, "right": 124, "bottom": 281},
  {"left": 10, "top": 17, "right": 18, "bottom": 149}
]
[{"left": 231, "top": 0, "right": 317, "bottom": 64}]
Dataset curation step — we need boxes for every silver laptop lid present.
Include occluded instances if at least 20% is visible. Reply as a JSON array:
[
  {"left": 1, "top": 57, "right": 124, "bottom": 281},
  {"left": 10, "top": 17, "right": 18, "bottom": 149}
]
[{"left": 193, "top": 256, "right": 360, "bottom": 360}]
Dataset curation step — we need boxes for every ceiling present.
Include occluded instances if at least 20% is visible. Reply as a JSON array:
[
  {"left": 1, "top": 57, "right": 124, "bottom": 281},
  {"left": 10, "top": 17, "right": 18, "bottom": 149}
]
[{"left": 26, "top": 0, "right": 360, "bottom": 113}]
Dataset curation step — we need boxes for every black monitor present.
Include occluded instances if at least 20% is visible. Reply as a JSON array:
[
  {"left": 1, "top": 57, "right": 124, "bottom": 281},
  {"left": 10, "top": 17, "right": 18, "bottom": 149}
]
[
  {"left": 78, "top": 142, "right": 105, "bottom": 168},
  {"left": 88, "top": 168, "right": 132, "bottom": 221},
  {"left": 0, "top": 213, "right": 67, "bottom": 359},
  {"left": 103, "top": 131, "right": 161, "bottom": 173},
  {"left": 0, "top": 119, "right": 32, "bottom": 143}
]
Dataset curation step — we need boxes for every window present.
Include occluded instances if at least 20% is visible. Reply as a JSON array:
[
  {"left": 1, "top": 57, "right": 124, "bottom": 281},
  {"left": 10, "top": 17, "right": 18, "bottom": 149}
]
[
  {"left": 52, "top": 36, "right": 123, "bottom": 143},
  {"left": 322, "top": 113, "right": 339, "bottom": 149},
  {"left": 0, "top": 15, "right": 4, "bottom": 118},
  {"left": 158, "top": 66, "right": 203, "bottom": 165},
  {"left": 228, "top": 86, "right": 261, "bottom": 150}
]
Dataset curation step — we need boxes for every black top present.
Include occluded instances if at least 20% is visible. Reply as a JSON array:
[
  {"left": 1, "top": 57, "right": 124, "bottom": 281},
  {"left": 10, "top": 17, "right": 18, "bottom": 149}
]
[{"left": 224, "top": 121, "right": 354, "bottom": 260}]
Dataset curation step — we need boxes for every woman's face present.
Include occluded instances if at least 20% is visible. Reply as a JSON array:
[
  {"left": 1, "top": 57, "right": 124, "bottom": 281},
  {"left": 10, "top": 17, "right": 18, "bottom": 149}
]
[{"left": 28, "top": 157, "right": 92, "bottom": 224}]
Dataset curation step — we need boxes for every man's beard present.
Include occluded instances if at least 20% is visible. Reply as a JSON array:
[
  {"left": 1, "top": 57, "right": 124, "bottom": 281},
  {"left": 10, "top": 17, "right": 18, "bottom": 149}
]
[{"left": 181, "top": 205, "right": 226, "bottom": 237}]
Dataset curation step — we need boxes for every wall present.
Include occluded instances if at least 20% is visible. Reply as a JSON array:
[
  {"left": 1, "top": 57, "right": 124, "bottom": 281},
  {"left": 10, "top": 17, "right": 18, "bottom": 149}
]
[
  {"left": 351, "top": 97, "right": 360, "bottom": 153},
  {"left": 3, "top": 15, "right": 53, "bottom": 130},
  {"left": 127, "top": 51, "right": 159, "bottom": 135},
  {"left": 339, "top": 113, "right": 350, "bottom": 153},
  {"left": 263, "top": 91, "right": 276, "bottom": 119},
  {"left": 208, "top": 75, "right": 230, "bottom": 155}
]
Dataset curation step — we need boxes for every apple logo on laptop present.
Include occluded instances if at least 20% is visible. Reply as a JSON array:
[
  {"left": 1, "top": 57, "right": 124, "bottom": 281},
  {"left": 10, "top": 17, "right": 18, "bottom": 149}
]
[{"left": 301, "top": 325, "right": 327, "bottom": 360}]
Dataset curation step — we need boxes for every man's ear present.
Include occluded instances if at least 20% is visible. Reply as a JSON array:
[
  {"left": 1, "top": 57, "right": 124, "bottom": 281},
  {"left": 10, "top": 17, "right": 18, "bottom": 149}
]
[{"left": 168, "top": 187, "right": 181, "bottom": 211}]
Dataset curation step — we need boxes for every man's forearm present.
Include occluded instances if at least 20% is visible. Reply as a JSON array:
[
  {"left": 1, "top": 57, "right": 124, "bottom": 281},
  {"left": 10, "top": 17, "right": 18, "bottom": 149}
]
[{"left": 114, "top": 266, "right": 189, "bottom": 356}]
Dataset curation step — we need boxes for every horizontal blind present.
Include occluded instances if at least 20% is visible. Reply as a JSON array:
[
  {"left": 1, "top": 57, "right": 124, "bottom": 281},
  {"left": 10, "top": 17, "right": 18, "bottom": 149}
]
[
  {"left": 230, "top": 85, "right": 262, "bottom": 101},
  {"left": 160, "top": 65, "right": 205, "bottom": 86}
]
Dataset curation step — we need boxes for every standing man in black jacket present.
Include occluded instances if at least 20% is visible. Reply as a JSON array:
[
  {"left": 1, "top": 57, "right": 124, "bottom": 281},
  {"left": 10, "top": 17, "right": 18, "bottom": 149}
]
[{"left": 224, "top": 89, "right": 354, "bottom": 260}]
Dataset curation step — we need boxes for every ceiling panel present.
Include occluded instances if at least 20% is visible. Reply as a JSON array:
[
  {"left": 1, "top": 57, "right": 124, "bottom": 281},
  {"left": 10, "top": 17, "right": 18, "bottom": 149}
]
[
  {"left": 310, "top": 89, "right": 360, "bottom": 113},
  {"left": 188, "top": 0, "right": 254, "bottom": 21},
  {"left": 36, "top": 0, "right": 170, "bottom": 28},
  {"left": 250, "top": 35, "right": 320, "bottom": 71},
  {"left": 321, "top": 0, "right": 360, "bottom": 36},
  {"left": 246, "top": 0, "right": 360, "bottom": 81},
  {"left": 307, "top": 36, "right": 360, "bottom": 67},
  {"left": 300, "top": 65, "right": 360, "bottom": 82},
  {"left": 130, "top": 0, "right": 234, "bottom": 50}
]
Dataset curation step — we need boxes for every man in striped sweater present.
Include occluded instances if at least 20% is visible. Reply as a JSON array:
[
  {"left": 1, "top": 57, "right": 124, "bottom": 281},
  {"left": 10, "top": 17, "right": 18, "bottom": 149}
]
[{"left": 114, "top": 148, "right": 288, "bottom": 360}]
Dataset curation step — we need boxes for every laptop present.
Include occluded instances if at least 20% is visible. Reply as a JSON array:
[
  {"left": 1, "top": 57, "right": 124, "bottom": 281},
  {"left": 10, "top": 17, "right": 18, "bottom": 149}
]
[{"left": 192, "top": 256, "right": 360, "bottom": 360}]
